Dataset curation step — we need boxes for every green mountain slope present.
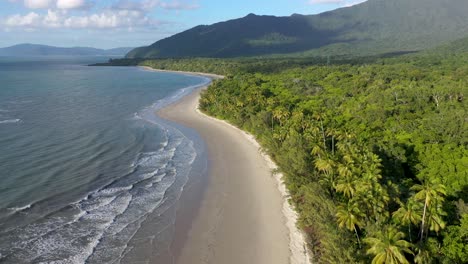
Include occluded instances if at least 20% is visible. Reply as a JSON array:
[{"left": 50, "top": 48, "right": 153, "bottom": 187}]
[
  {"left": 427, "top": 36, "right": 468, "bottom": 54},
  {"left": 127, "top": 0, "right": 468, "bottom": 58}
]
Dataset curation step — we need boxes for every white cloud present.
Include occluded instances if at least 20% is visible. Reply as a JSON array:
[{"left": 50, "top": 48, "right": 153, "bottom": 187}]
[
  {"left": 56, "top": 0, "right": 85, "bottom": 9},
  {"left": 2, "top": 9, "right": 161, "bottom": 29},
  {"left": 44, "top": 9, "right": 61, "bottom": 27},
  {"left": 2, "top": 0, "right": 197, "bottom": 31},
  {"left": 20, "top": 0, "right": 88, "bottom": 9},
  {"left": 4, "top": 12, "right": 40, "bottom": 26},
  {"left": 24, "top": 0, "right": 52, "bottom": 9}
]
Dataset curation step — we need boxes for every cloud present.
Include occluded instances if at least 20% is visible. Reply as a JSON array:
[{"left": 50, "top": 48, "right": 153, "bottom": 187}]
[
  {"left": 2, "top": 0, "right": 198, "bottom": 31},
  {"left": 4, "top": 11, "right": 40, "bottom": 26},
  {"left": 56, "top": 0, "right": 85, "bottom": 9},
  {"left": 2, "top": 9, "right": 162, "bottom": 29},
  {"left": 20, "top": 0, "right": 89, "bottom": 9},
  {"left": 24, "top": 0, "right": 52, "bottom": 9}
]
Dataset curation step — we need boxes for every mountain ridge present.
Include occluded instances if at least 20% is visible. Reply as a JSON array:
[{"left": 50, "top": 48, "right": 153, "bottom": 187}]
[{"left": 127, "top": 0, "right": 468, "bottom": 58}]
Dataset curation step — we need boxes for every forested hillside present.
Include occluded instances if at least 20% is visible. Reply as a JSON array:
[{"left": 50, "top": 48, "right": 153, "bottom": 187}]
[
  {"left": 126, "top": 0, "right": 468, "bottom": 58},
  {"left": 139, "top": 48, "right": 468, "bottom": 263}
]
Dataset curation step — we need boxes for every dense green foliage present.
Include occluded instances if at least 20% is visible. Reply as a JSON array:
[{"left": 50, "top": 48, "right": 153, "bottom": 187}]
[
  {"left": 196, "top": 54, "right": 467, "bottom": 263},
  {"left": 137, "top": 49, "right": 468, "bottom": 263},
  {"left": 126, "top": 0, "right": 468, "bottom": 59},
  {"left": 139, "top": 57, "right": 332, "bottom": 76},
  {"left": 426, "top": 36, "right": 468, "bottom": 55}
]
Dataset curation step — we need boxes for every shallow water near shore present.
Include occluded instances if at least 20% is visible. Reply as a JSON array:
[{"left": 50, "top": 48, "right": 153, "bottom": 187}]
[{"left": 0, "top": 57, "right": 209, "bottom": 263}]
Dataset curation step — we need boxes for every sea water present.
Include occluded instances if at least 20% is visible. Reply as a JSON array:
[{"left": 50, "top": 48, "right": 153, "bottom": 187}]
[{"left": 0, "top": 57, "right": 209, "bottom": 263}]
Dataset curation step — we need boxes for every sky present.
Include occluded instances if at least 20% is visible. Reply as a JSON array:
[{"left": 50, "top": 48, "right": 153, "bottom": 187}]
[{"left": 0, "top": 0, "right": 367, "bottom": 49}]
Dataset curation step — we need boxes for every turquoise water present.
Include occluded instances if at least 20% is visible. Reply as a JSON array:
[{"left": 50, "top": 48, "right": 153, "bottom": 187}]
[{"left": 0, "top": 57, "right": 209, "bottom": 263}]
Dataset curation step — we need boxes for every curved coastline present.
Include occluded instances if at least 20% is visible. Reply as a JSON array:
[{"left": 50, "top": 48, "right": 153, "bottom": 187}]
[{"left": 144, "top": 66, "right": 310, "bottom": 264}]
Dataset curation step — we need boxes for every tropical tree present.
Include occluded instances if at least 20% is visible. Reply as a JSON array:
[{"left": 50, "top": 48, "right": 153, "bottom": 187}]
[
  {"left": 315, "top": 156, "right": 337, "bottom": 195},
  {"left": 393, "top": 198, "right": 422, "bottom": 242},
  {"left": 336, "top": 199, "right": 365, "bottom": 248},
  {"left": 364, "top": 226, "right": 413, "bottom": 264},
  {"left": 410, "top": 179, "right": 447, "bottom": 241}
]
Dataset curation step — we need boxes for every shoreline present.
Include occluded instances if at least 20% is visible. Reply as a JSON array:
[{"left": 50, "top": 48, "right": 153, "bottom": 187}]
[
  {"left": 140, "top": 66, "right": 225, "bottom": 80},
  {"left": 195, "top": 101, "right": 311, "bottom": 264},
  {"left": 149, "top": 67, "right": 309, "bottom": 263}
]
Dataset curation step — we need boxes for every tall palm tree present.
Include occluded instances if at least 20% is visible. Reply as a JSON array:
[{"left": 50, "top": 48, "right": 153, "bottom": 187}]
[
  {"left": 392, "top": 198, "right": 422, "bottom": 242},
  {"left": 315, "top": 156, "right": 337, "bottom": 196},
  {"left": 364, "top": 226, "right": 413, "bottom": 264},
  {"left": 336, "top": 199, "right": 365, "bottom": 248},
  {"left": 426, "top": 202, "right": 446, "bottom": 234},
  {"left": 410, "top": 179, "right": 446, "bottom": 241}
]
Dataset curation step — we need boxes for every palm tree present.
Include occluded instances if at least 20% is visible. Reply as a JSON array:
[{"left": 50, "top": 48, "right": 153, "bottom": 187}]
[
  {"left": 336, "top": 199, "right": 365, "bottom": 248},
  {"left": 364, "top": 226, "right": 413, "bottom": 264},
  {"left": 335, "top": 174, "right": 357, "bottom": 198},
  {"left": 392, "top": 198, "right": 422, "bottom": 242},
  {"left": 426, "top": 202, "right": 446, "bottom": 234},
  {"left": 315, "top": 156, "right": 337, "bottom": 196},
  {"left": 410, "top": 179, "right": 446, "bottom": 241}
]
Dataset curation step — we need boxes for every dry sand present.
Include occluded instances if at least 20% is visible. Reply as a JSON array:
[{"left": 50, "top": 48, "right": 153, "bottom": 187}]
[{"left": 158, "top": 84, "right": 310, "bottom": 264}]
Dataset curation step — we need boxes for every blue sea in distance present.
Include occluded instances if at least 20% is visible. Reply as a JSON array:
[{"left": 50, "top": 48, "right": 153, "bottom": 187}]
[{"left": 0, "top": 57, "right": 209, "bottom": 263}]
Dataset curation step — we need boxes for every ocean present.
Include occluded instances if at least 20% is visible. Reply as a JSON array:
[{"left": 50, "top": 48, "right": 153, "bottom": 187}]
[{"left": 0, "top": 57, "right": 209, "bottom": 263}]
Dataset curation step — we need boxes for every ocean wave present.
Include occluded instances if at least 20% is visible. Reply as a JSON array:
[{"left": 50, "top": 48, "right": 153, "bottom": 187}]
[
  {"left": 7, "top": 204, "right": 32, "bottom": 213},
  {"left": 131, "top": 112, "right": 143, "bottom": 121},
  {"left": 0, "top": 119, "right": 21, "bottom": 124},
  {"left": 0, "top": 124, "right": 198, "bottom": 263},
  {"left": 144, "top": 77, "right": 210, "bottom": 112},
  {"left": 0, "top": 78, "right": 205, "bottom": 263}
]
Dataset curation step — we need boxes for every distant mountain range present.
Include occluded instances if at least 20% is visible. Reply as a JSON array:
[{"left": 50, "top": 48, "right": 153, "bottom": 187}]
[
  {"left": 126, "top": 0, "right": 468, "bottom": 58},
  {"left": 0, "top": 44, "right": 134, "bottom": 57}
]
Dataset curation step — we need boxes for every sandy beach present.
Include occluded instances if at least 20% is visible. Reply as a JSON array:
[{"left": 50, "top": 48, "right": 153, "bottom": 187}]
[
  {"left": 140, "top": 66, "right": 225, "bottom": 80},
  {"left": 158, "top": 79, "right": 309, "bottom": 264}
]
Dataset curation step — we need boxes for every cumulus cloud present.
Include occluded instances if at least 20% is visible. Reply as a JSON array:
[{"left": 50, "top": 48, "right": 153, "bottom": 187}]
[
  {"left": 24, "top": 0, "right": 53, "bottom": 9},
  {"left": 20, "top": 0, "right": 88, "bottom": 9},
  {"left": 56, "top": 0, "right": 85, "bottom": 9},
  {"left": 4, "top": 11, "right": 40, "bottom": 26},
  {"left": 2, "top": 0, "right": 198, "bottom": 30},
  {"left": 2, "top": 9, "right": 161, "bottom": 29}
]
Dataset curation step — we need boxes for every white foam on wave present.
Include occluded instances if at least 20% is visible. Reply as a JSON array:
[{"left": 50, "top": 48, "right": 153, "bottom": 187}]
[
  {"left": 131, "top": 112, "right": 143, "bottom": 121},
  {"left": 7, "top": 204, "right": 31, "bottom": 212},
  {"left": 136, "top": 148, "right": 176, "bottom": 167},
  {"left": 97, "top": 185, "right": 133, "bottom": 196},
  {"left": 0, "top": 119, "right": 21, "bottom": 124},
  {"left": 136, "top": 75, "right": 210, "bottom": 118}
]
